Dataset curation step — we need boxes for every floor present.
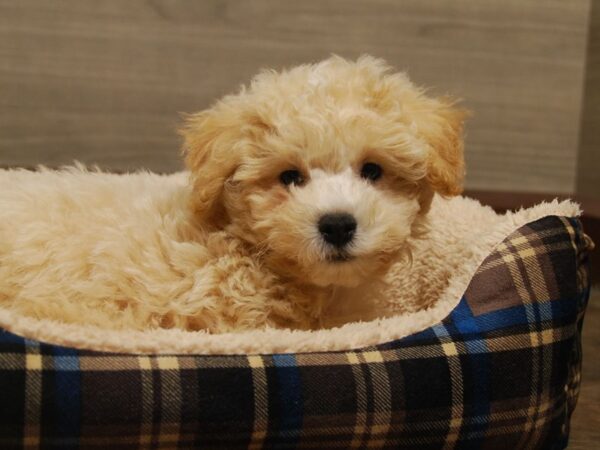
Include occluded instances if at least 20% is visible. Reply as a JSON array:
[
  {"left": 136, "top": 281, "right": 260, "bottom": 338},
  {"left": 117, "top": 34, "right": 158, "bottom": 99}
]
[{"left": 569, "top": 288, "right": 600, "bottom": 448}]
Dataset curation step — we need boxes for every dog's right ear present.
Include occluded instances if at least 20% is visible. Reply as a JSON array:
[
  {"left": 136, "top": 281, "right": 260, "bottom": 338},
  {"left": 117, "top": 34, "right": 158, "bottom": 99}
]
[
  {"left": 413, "top": 97, "right": 468, "bottom": 197},
  {"left": 180, "top": 107, "right": 243, "bottom": 229},
  {"left": 180, "top": 105, "right": 271, "bottom": 229}
]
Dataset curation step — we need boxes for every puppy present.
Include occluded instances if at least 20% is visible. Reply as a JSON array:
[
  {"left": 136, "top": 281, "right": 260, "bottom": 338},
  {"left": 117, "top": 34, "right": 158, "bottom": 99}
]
[{"left": 0, "top": 55, "right": 466, "bottom": 332}]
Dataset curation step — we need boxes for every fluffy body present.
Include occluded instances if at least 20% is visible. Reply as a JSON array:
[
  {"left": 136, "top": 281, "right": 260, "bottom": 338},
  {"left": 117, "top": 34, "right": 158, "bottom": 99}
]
[
  {"left": 0, "top": 56, "right": 466, "bottom": 332},
  {"left": 0, "top": 168, "right": 324, "bottom": 331}
]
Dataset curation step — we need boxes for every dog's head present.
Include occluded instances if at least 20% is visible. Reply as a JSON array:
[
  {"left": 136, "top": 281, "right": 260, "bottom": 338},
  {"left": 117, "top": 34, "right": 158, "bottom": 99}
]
[{"left": 181, "top": 56, "right": 467, "bottom": 287}]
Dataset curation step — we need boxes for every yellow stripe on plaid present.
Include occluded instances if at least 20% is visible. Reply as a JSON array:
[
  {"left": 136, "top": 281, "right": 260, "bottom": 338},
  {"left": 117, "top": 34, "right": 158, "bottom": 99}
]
[
  {"left": 346, "top": 352, "right": 368, "bottom": 448},
  {"left": 502, "top": 232, "right": 545, "bottom": 450},
  {"left": 156, "top": 356, "right": 179, "bottom": 370},
  {"left": 442, "top": 342, "right": 459, "bottom": 357},
  {"left": 137, "top": 356, "right": 152, "bottom": 370},
  {"left": 158, "top": 358, "right": 181, "bottom": 446},
  {"left": 248, "top": 355, "right": 268, "bottom": 450},
  {"left": 365, "top": 350, "right": 392, "bottom": 449},
  {"left": 25, "top": 354, "right": 42, "bottom": 370},
  {"left": 23, "top": 345, "right": 41, "bottom": 450},
  {"left": 498, "top": 233, "right": 550, "bottom": 305},
  {"left": 441, "top": 337, "right": 464, "bottom": 450},
  {"left": 138, "top": 356, "right": 154, "bottom": 448}
]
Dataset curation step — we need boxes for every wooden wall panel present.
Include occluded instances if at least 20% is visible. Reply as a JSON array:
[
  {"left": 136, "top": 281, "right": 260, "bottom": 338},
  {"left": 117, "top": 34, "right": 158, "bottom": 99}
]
[
  {"left": 578, "top": 0, "right": 600, "bottom": 198},
  {"left": 0, "top": 0, "right": 590, "bottom": 193}
]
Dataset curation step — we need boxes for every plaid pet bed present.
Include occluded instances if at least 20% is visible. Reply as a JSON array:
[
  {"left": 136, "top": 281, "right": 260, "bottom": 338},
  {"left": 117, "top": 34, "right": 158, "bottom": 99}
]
[{"left": 0, "top": 216, "right": 592, "bottom": 450}]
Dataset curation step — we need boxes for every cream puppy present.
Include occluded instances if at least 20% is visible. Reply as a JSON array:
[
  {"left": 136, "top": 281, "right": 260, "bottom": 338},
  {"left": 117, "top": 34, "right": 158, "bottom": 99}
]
[{"left": 0, "top": 55, "right": 466, "bottom": 332}]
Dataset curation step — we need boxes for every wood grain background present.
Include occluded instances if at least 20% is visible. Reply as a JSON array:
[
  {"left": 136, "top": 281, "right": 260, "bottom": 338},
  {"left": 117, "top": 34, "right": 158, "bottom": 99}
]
[
  {"left": 0, "top": 0, "right": 592, "bottom": 194},
  {"left": 0, "top": 1, "right": 598, "bottom": 446},
  {"left": 578, "top": 0, "right": 600, "bottom": 198}
]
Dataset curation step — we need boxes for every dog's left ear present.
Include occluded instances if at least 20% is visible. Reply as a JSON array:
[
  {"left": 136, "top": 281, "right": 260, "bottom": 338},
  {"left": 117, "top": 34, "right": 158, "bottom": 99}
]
[
  {"left": 180, "top": 106, "right": 255, "bottom": 228},
  {"left": 181, "top": 104, "right": 272, "bottom": 229},
  {"left": 410, "top": 96, "right": 468, "bottom": 196}
]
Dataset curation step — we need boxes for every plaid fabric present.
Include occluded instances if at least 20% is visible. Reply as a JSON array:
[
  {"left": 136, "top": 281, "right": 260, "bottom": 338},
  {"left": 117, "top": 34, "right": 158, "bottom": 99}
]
[{"left": 0, "top": 216, "right": 592, "bottom": 450}]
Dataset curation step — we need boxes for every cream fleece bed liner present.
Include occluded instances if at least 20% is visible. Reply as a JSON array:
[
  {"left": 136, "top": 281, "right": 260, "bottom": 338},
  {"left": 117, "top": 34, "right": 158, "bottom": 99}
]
[{"left": 0, "top": 194, "right": 581, "bottom": 355}]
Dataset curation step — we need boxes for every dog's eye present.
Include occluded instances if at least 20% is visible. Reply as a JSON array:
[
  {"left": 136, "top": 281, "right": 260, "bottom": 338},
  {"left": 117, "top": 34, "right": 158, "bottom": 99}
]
[
  {"left": 279, "top": 169, "right": 304, "bottom": 186},
  {"left": 360, "top": 162, "right": 382, "bottom": 181}
]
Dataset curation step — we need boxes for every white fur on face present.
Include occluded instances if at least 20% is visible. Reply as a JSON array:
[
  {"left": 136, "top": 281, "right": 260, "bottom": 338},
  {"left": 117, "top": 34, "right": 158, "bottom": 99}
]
[{"left": 246, "top": 167, "right": 421, "bottom": 287}]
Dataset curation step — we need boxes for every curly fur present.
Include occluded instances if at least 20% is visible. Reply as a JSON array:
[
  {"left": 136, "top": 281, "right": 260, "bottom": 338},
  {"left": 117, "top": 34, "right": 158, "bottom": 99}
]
[{"left": 0, "top": 56, "right": 466, "bottom": 332}]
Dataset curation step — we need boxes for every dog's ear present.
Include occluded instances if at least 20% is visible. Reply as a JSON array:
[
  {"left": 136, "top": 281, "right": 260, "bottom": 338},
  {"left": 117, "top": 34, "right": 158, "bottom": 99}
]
[
  {"left": 180, "top": 107, "right": 245, "bottom": 228},
  {"left": 180, "top": 104, "right": 272, "bottom": 228},
  {"left": 408, "top": 96, "right": 468, "bottom": 196}
]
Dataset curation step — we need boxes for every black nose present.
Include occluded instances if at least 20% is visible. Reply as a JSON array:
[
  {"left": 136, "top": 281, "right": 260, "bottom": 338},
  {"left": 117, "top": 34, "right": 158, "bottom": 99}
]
[{"left": 318, "top": 213, "right": 357, "bottom": 248}]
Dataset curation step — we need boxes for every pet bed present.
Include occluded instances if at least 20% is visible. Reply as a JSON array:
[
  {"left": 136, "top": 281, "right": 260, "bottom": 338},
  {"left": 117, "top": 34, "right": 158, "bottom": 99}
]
[{"left": 0, "top": 187, "right": 592, "bottom": 449}]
